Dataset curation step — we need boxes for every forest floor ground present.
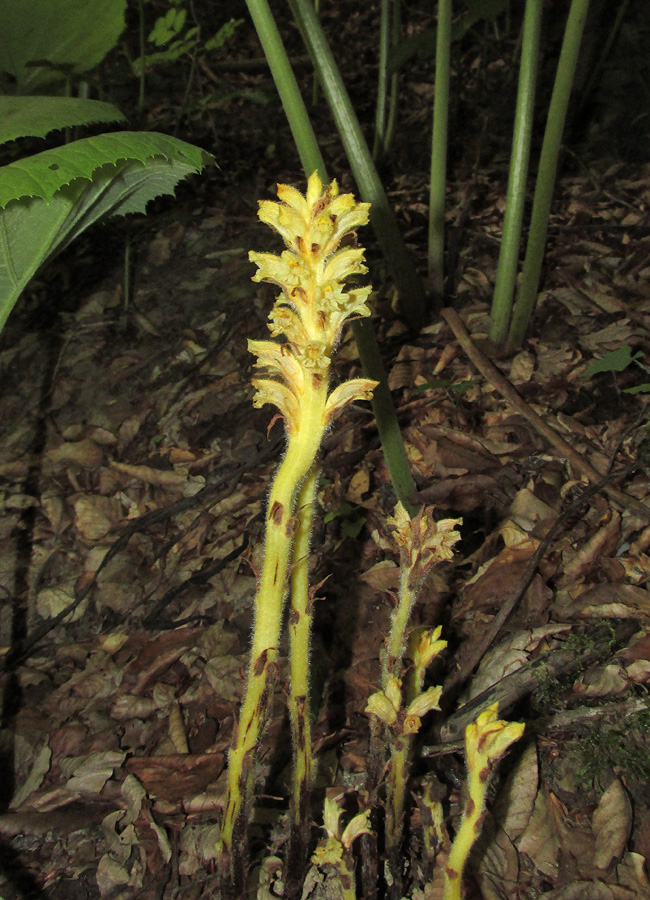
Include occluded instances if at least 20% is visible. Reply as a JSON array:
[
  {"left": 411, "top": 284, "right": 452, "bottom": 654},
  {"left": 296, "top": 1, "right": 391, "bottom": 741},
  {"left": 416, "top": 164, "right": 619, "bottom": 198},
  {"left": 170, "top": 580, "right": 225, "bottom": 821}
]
[{"left": 2, "top": 2, "right": 650, "bottom": 899}]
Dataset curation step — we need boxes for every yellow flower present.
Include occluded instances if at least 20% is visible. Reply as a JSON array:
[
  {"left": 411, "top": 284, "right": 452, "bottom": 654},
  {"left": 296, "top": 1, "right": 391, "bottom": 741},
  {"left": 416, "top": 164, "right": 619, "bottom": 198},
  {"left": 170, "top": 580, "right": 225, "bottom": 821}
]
[
  {"left": 466, "top": 703, "right": 526, "bottom": 774},
  {"left": 388, "top": 502, "right": 462, "bottom": 586},
  {"left": 248, "top": 173, "right": 377, "bottom": 430}
]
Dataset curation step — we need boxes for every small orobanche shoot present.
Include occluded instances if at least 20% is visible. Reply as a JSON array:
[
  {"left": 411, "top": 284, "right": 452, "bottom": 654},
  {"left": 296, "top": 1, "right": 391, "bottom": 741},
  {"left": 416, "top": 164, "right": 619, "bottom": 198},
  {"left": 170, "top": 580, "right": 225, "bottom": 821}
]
[
  {"left": 218, "top": 173, "right": 378, "bottom": 894},
  {"left": 365, "top": 503, "right": 461, "bottom": 889},
  {"left": 443, "top": 704, "right": 525, "bottom": 900}
]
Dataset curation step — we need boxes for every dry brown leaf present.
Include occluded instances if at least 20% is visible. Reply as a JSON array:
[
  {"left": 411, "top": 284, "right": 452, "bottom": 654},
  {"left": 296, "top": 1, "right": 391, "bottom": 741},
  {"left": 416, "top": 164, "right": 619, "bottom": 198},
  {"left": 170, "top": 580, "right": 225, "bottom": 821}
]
[
  {"left": 493, "top": 742, "right": 539, "bottom": 842},
  {"left": 555, "top": 584, "right": 650, "bottom": 621},
  {"left": 475, "top": 814, "right": 520, "bottom": 900},
  {"left": 125, "top": 753, "right": 225, "bottom": 802},
  {"left": 518, "top": 788, "right": 561, "bottom": 880},
  {"left": 459, "top": 544, "right": 537, "bottom": 618},
  {"left": 72, "top": 494, "right": 122, "bottom": 541},
  {"left": 47, "top": 438, "right": 104, "bottom": 468},
  {"left": 593, "top": 779, "right": 632, "bottom": 870},
  {"left": 359, "top": 559, "right": 399, "bottom": 592},
  {"left": 468, "top": 625, "right": 569, "bottom": 700},
  {"left": 573, "top": 663, "right": 629, "bottom": 698},
  {"left": 109, "top": 459, "right": 197, "bottom": 488},
  {"left": 561, "top": 513, "right": 621, "bottom": 583},
  {"left": 346, "top": 468, "right": 370, "bottom": 503},
  {"left": 506, "top": 486, "right": 556, "bottom": 535}
]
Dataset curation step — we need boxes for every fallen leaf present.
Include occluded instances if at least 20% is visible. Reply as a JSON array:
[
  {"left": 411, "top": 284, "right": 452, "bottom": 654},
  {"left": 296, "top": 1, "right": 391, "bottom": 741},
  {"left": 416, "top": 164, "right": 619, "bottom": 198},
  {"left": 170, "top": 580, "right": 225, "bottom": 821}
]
[{"left": 593, "top": 779, "right": 632, "bottom": 870}]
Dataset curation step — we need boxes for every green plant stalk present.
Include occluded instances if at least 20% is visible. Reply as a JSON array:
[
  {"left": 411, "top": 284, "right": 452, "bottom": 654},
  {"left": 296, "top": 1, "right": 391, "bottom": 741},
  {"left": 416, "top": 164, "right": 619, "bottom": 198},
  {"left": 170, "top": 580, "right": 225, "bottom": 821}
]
[
  {"left": 373, "top": 0, "right": 400, "bottom": 162},
  {"left": 382, "top": 0, "right": 401, "bottom": 157},
  {"left": 373, "top": 0, "right": 391, "bottom": 160},
  {"left": 506, "top": 0, "right": 591, "bottom": 350},
  {"left": 427, "top": 0, "right": 452, "bottom": 300},
  {"left": 286, "top": 465, "right": 318, "bottom": 888},
  {"left": 218, "top": 389, "right": 328, "bottom": 892},
  {"left": 381, "top": 575, "right": 417, "bottom": 886},
  {"left": 354, "top": 318, "right": 419, "bottom": 516},
  {"left": 288, "top": 0, "right": 429, "bottom": 331},
  {"left": 383, "top": 567, "right": 417, "bottom": 688},
  {"left": 245, "top": 0, "right": 418, "bottom": 514},
  {"left": 488, "top": 0, "right": 542, "bottom": 348},
  {"left": 311, "top": 0, "right": 321, "bottom": 106}
]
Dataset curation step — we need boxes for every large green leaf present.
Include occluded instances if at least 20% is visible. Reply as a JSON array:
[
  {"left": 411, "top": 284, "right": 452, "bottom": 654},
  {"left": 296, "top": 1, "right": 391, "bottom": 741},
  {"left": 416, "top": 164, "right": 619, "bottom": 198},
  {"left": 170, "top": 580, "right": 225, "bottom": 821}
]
[
  {"left": 0, "top": 131, "right": 211, "bottom": 208},
  {"left": 0, "top": 96, "right": 126, "bottom": 145},
  {"left": 0, "top": 134, "right": 214, "bottom": 332},
  {"left": 0, "top": 0, "right": 127, "bottom": 94}
]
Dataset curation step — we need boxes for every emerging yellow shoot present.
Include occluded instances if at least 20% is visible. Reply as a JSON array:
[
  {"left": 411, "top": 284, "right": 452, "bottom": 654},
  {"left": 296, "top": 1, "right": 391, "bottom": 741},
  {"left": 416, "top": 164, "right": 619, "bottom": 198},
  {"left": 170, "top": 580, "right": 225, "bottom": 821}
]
[
  {"left": 218, "top": 173, "right": 378, "bottom": 896},
  {"left": 443, "top": 704, "right": 525, "bottom": 900}
]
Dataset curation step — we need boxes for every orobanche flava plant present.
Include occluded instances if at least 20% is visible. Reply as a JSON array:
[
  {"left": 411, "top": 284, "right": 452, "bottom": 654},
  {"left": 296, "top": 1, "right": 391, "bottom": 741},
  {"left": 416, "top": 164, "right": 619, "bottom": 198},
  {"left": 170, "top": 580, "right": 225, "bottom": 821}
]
[{"left": 218, "top": 173, "right": 378, "bottom": 892}]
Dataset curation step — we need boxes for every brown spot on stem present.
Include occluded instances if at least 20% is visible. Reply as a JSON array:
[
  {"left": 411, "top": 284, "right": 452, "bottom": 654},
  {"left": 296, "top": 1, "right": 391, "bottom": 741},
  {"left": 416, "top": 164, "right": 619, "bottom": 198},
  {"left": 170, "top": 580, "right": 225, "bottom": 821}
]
[
  {"left": 285, "top": 515, "right": 296, "bottom": 537},
  {"left": 311, "top": 243, "right": 320, "bottom": 255},
  {"left": 311, "top": 372, "right": 323, "bottom": 389},
  {"left": 445, "top": 866, "right": 459, "bottom": 879},
  {"left": 295, "top": 235, "right": 303, "bottom": 252},
  {"left": 270, "top": 501, "right": 283, "bottom": 524},
  {"left": 466, "top": 797, "right": 475, "bottom": 816},
  {"left": 291, "top": 285, "right": 307, "bottom": 303},
  {"left": 253, "top": 649, "right": 269, "bottom": 677},
  {"left": 480, "top": 765, "right": 491, "bottom": 782},
  {"left": 340, "top": 874, "right": 352, "bottom": 890},
  {"left": 288, "top": 607, "right": 300, "bottom": 626}
]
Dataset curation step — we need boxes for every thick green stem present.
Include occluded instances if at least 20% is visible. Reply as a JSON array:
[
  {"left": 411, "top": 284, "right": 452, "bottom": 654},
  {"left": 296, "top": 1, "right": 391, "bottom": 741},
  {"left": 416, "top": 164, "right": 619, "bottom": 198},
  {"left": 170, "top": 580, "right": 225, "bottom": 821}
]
[
  {"left": 427, "top": 0, "right": 452, "bottom": 300},
  {"left": 218, "top": 380, "right": 328, "bottom": 894},
  {"left": 373, "top": 0, "right": 400, "bottom": 162},
  {"left": 442, "top": 765, "right": 488, "bottom": 900},
  {"left": 506, "top": 0, "right": 591, "bottom": 351},
  {"left": 489, "top": 0, "right": 543, "bottom": 348},
  {"left": 285, "top": 465, "right": 318, "bottom": 892},
  {"left": 354, "top": 318, "right": 418, "bottom": 516},
  {"left": 373, "top": 0, "right": 391, "bottom": 160},
  {"left": 288, "top": 0, "right": 429, "bottom": 331}
]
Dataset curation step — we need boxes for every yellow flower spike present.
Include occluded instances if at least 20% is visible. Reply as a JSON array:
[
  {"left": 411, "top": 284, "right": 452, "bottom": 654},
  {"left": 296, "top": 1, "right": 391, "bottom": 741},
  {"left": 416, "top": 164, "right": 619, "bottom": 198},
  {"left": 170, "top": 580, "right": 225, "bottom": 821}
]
[
  {"left": 443, "top": 704, "right": 525, "bottom": 900},
  {"left": 388, "top": 502, "right": 462, "bottom": 587},
  {"left": 219, "top": 174, "right": 377, "bottom": 895}
]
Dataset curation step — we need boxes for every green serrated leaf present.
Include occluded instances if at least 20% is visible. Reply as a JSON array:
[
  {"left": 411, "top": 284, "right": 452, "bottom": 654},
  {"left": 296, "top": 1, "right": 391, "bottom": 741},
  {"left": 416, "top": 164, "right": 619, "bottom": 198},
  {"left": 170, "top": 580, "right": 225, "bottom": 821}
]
[
  {"left": 0, "top": 0, "right": 127, "bottom": 94},
  {"left": 623, "top": 383, "right": 650, "bottom": 395},
  {"left": 584, "top": 346, "right": 642, "bottom": 377},
  {"left": 0, "top": 132, "right": 213, "bottom": 208},
  {"left": 0, "top": 97, "right": 126, "bottom": 145},
  {"left": 0, "top": 139, "right": 214, "bottom": 333}
]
